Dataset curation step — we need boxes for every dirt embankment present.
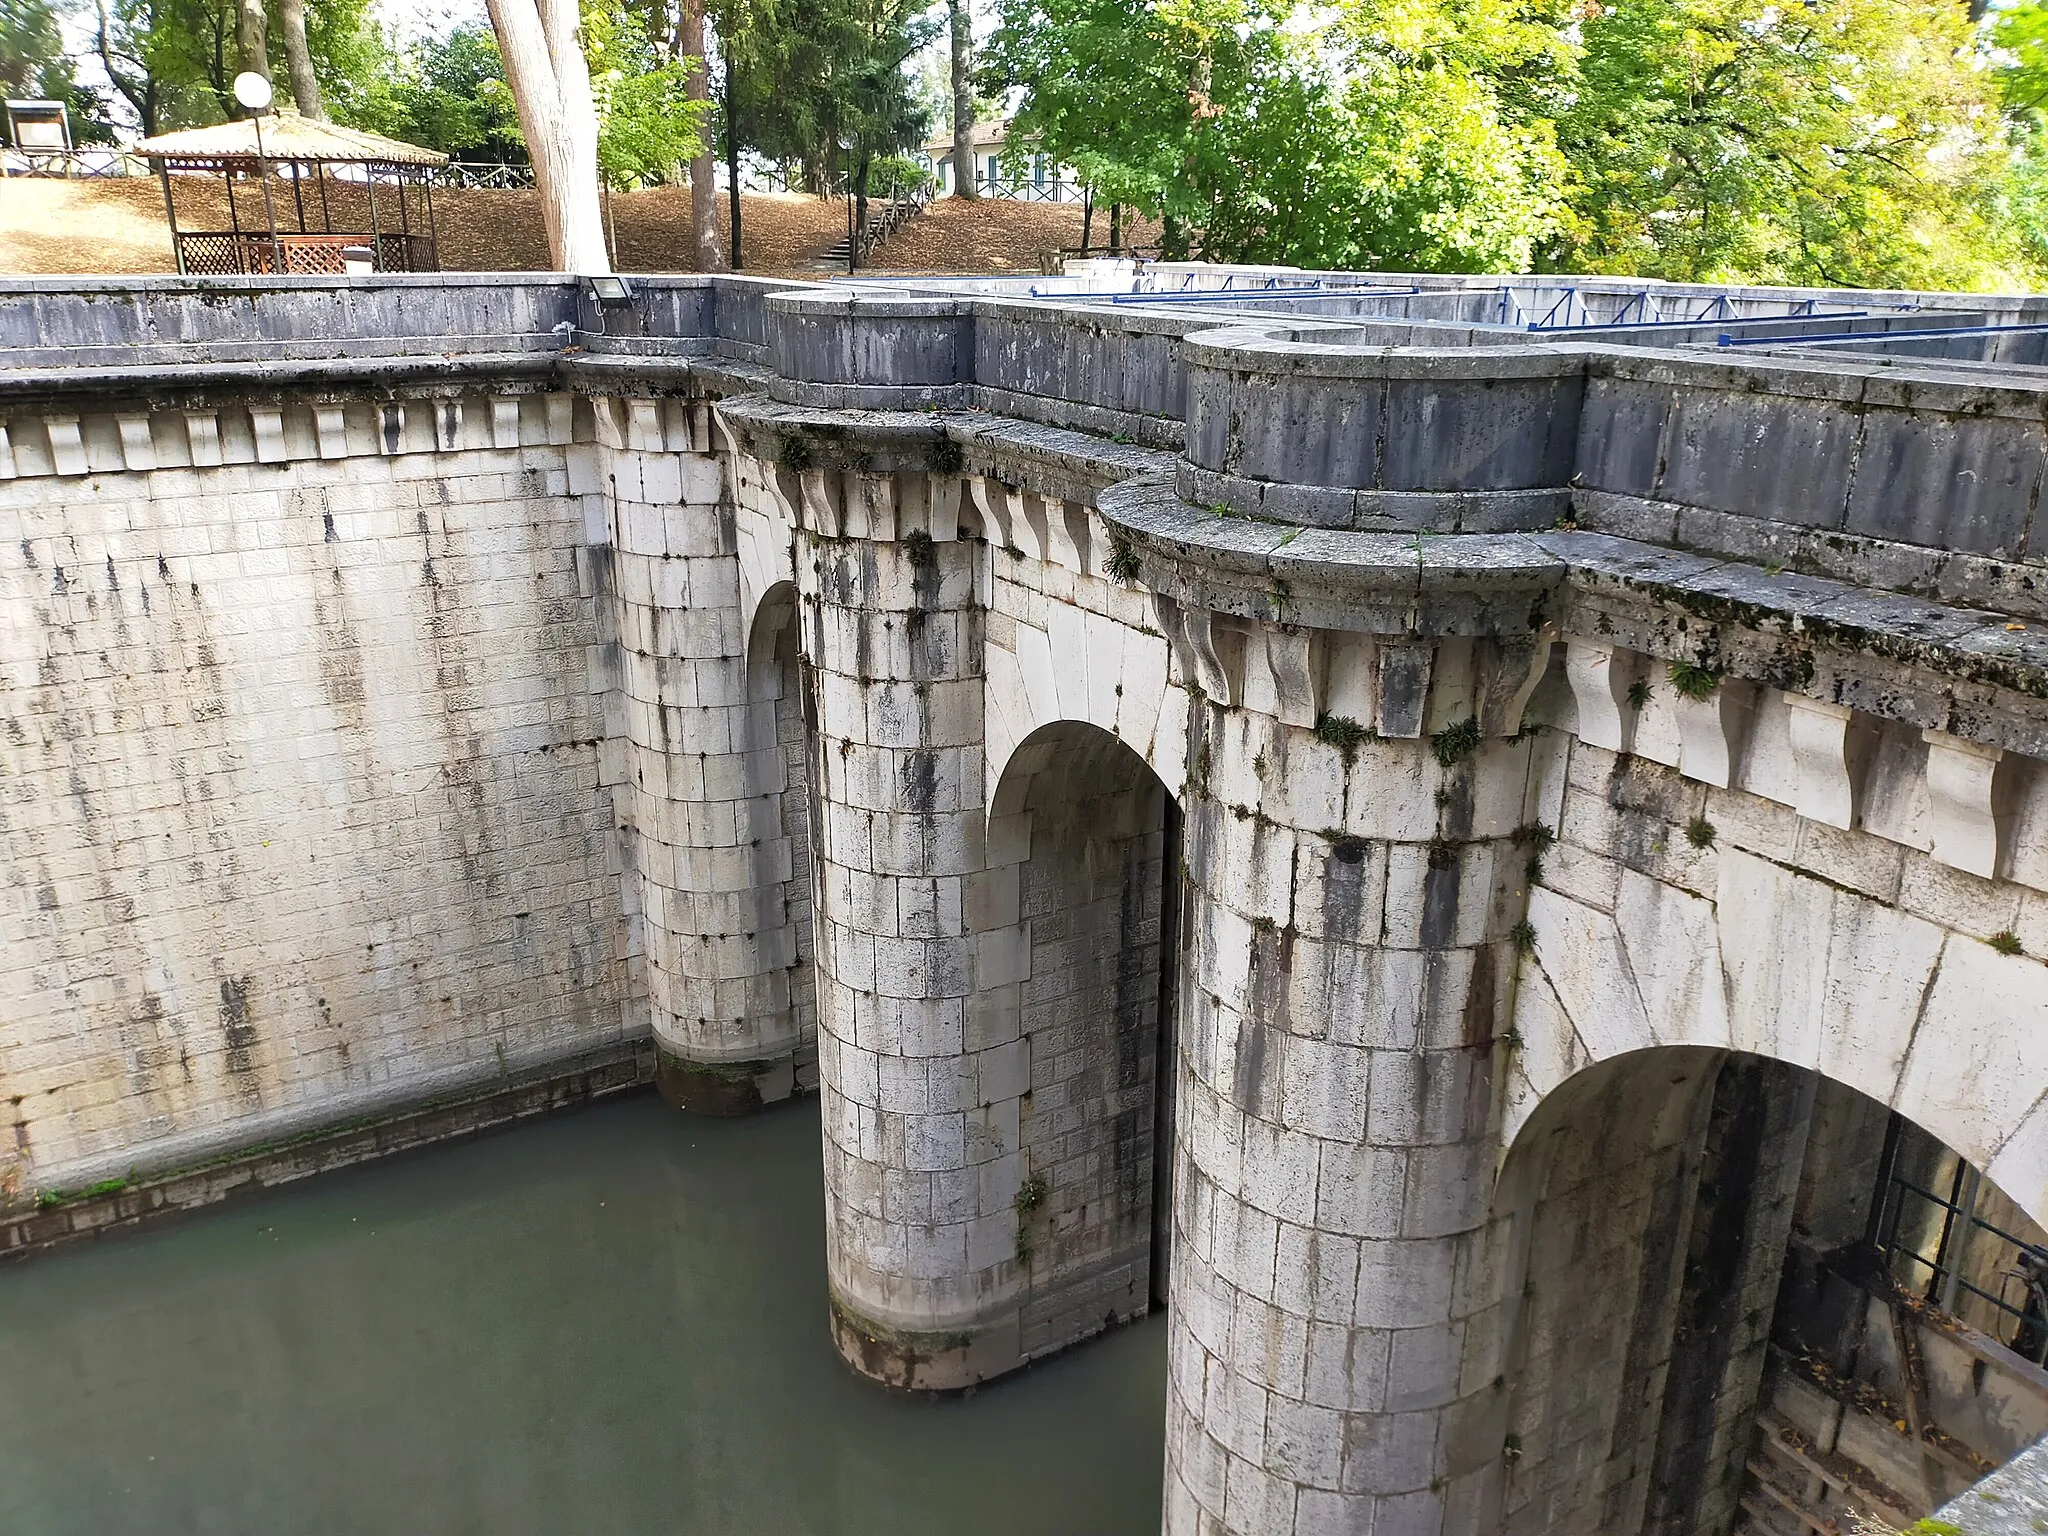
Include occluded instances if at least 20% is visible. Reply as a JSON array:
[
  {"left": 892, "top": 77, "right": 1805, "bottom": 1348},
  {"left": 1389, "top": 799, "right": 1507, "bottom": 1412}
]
[{"left": 0, "top": 176, "right": 1148, "bottom": 278}]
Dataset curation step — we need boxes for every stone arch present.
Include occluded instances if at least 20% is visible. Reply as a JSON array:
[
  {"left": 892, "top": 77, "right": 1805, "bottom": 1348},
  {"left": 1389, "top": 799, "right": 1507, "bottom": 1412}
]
[
  {"left": 983, "top": 717, "right": 1184, "bottom": 1326},
  {"left": 1504, "top": 850, "right": 2048, "bottom": 1232},
  {"left": 1488, "top": 1044, "right": 2048, "bottom": 1536},
  {"left": 982, "top": 609, "right": 1185, "bottom": 835}
]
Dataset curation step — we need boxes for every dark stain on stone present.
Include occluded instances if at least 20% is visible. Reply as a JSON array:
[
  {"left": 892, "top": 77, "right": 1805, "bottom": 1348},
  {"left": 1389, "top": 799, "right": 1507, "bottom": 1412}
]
[
  {"left": 900, "top": 748, "right": 937, "bottom": 814},
  {"left": 1462, "top": 944, "right": 1497, "bottom": 1051},
  {"left": 219, "top": 976, "right": 258, "bottom": 1074},
  {"left": 1322, "top": 839, "right": 1370, "bottom": 940},
  {"left": 1420, "top": 854, "right": 1463, "bottom": 950},
  {"left": 323, "top": 510, "right": 338, "bottom": 542}
]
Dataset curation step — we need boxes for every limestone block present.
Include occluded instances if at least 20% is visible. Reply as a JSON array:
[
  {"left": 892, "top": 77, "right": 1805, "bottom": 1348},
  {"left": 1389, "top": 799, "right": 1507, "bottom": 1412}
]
[
  {"left": 1478, "top": 633, "right": 1554, "bottom": 739},
  {"left": 1499, "top": 968, "right": 1588, "bottom": 1148},
  {"left": 1323, "top": 632, "right": 1376, "bottom": 727},
  {"left": 184, "top": 410, "right": 222, "bottom": 467},
  {"left": 115, "top": 413, "right": 157, "bottom": 472},
  {"left": 1611, "top": 869, "right": 1729, "bottom": 1051},
  {"left": 1673, "top": 678, "right": 1756, "bottom": 789},
  {"left": 1563, "top": 638, "right": 1637, "bottom": 755},
  {"left": 1081, "top": 609, "right": 1126, "bottom": 730},
  {"left": 1716, "top": 848, "right": 1831, "bottom": 1069},
  {"left": 1899, "top": 937, "right": 2048, "bottom": 1179},
  {"left": 1375, "top": 642, "right": 1433, "bottom": 738},
  {"left": 626, "top": 398, "right": 663, "bottom": 452},
  {"left": 846, "top": 472, "right": 897, "bottom": 541},
  {"left": 313, "top": 405, "right": 349, "bottom": 460},
  {"left": 1256, "top": 628, "right": 1317, "bottom": 730},
  {"left": 1424, "top": 638, "right": 1477, "bottom": 735},
  {"left": 1526, "top": 886, "right": 1652, "bottom": 1062},
  {"left": 1116, "top": 627, "right": 1171, "bottom": 759},
  {"left": 1922, "top": 728, "right": 2013, "bottom": 878},
  {"left": 43, "top": 414, "right": 86, "bottom": 476},
  {"left": 1816, "top": 894, "right": 1945, "bottom": 1111},
  {"left": 1782, "top": 692, "right": 1875, "bottom": 830},
  {"left": 1631, "top": 672, "right": 1682, "bottom": 768},
  {"left": 490, "top": 397, "right": 521, "bottom": 450},
  {"left": 969, "top": 476, "right": 1022, "bottom": 550},
  {"left": 1043, "top": 598, "right": 1088, "bottom": 724},
  {"left": 545, "top": 393, "right": 576, "bottom": 446}
]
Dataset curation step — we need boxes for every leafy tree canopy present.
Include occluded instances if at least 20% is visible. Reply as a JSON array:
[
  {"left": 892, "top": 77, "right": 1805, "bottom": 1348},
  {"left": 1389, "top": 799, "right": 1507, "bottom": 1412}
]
[{"left": 985, "top": 0, "right": 2042, "bottom": 286}]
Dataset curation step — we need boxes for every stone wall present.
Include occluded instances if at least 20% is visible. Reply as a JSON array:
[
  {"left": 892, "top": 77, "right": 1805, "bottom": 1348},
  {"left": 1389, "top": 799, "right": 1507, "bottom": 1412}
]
[
  {"left": 18, "top": 270, "right": 2048, "bottom": 1536},
  {"left": 0, "top": 388, "right": 638, "bottom": 1198}
]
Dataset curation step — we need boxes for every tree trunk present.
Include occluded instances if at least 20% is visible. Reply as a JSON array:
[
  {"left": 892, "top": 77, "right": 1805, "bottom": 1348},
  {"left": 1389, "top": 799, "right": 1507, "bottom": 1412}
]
[
  {"left": 1109, "top": 201, "right": 1121, "bottom": 252},
  {"left": 236, "top": 0, "right": 271, "bottom": 96},
  {"left": 486, "top": 0, "right": 611, "bottom": 272},
  {"left": 947, "top": 0, "right": 976, "bottom": 199},
  {"left": 723, "top": 62, "right": 743, "bottom": 269},
  {"left": 276, "top": 0, "right": 326, "bottom": 119},
  {"left": 851, "top": 154, "right": 870, "bottom": 273},
  {"left": 681, "top": 0, "right": 722, "bottom": 268}
]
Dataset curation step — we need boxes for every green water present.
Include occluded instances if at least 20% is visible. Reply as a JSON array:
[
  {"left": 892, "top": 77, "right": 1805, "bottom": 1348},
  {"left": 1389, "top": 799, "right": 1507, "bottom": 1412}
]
[{"left": 0, "top": 1095, "right": 1167, "bottom": 1535}]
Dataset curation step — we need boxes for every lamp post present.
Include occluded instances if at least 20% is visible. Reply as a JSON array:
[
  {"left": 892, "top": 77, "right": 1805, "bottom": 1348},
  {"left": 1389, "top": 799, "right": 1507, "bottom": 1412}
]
[{"left": 233, "top": 71, "right": 285, "bottom": 275}]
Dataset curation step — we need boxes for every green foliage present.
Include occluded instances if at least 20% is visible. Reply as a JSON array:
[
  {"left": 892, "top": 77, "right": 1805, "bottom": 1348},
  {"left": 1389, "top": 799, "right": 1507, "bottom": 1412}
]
[
  {"left": 984, "top": 0, "right": 2047, "bottom": 284},
  {"left": 1313, "top": 712, "right": 1374, "bottom": 765},
  {"left": 1685, "top": 814, "right": 1717, "bottom": 849},
  {"left": 1, "top": 0, "right": 115, "bottom": 141},
  {"left": 584, "top": 0, "right": 712, "bottom": 186},
  {"left": 1991, "top": 929, "right": 2026, "bottom": 956},
  {"left": 1554, "top": 0, "right": 2021, "bottom": 288},
  {"left": 1430, "top": 715, "right": 1482, "bottom": 767},
  {"left": 725, "top": 0, "right": 934, "bottom": 197},
  {"left": 1105, "top": 536, "right": 1142, "bottom": 583},
  {"left": 981, "top": 0, "right": 1568, "bottom": 267},
  {"left": 1667, "top": 660, "right": 1720, "bottom": 700},
  {"left": 1509, "top": 919, "right": 1538, "bottom": 953},
  {"left": 342, "top": 24, "right": 525, "bottom": 160}
]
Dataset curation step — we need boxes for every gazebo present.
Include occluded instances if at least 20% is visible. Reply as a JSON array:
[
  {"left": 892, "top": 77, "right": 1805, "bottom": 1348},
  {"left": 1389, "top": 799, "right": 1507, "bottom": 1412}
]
[{"left": 135, "top": 111, "right": 447, "bottom": 276}]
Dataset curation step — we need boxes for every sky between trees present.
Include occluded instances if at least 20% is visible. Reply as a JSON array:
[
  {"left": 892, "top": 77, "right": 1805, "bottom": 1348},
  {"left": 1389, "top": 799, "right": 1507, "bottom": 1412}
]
[{"left": 9, "top": 0, "right": 2048, "bottom": 288}]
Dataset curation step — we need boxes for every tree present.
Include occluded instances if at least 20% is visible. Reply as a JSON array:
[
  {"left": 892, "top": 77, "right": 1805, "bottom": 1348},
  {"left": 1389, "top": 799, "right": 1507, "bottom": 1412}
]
[
  {"left": 486, "top": 0, "right": 610, "bottom": 270},
  {"left": 1553, "top": 0, "right": 2020, "bottom": 288},
  {"left": 947, "top": 0, "right": 974, "bottom": 196},
  {"left": 278, "top": 0, "right": 325, "bottom": 118},
  {"left": 680, "top": 0, "right": 720, "bottom": 265},
  {"left": 981, "top": 0, "right": 1567, "bottom": 268},
  {"left": 581, "top": 0, "right": 712, "bottom": 187},
  {"left": 339, "top": 24, "right": 525, "bottom": 159},
  {"left": 236, "top": 0, "right": 268, "bottom": 92},
  {"left": 3, "top": 0, "right": 116, "bottom": 141}
]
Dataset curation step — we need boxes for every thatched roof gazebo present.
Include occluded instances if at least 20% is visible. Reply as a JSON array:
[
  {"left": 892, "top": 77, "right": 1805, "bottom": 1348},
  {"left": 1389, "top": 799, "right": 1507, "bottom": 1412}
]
[{"left": 136, "top": 111, "right": 448, "bottom": 276}]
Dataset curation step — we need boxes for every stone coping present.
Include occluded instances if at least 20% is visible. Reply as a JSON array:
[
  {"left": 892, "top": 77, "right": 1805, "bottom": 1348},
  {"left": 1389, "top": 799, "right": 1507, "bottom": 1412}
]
[{"left": 1934, "top": 1436, "right": 2048, "bottom": 1533}]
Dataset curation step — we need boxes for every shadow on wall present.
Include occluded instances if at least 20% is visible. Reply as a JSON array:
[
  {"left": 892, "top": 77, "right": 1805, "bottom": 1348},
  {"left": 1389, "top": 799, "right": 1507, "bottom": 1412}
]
[{"left": 1495, "top": 1047, "right": 2048, "bottom": 1536}]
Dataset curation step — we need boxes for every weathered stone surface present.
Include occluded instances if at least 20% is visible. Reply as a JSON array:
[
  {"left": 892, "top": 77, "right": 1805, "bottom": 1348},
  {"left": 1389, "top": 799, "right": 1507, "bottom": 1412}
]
[{"left": 15, "top": 266, "right": 2048, "bottom": 1536}]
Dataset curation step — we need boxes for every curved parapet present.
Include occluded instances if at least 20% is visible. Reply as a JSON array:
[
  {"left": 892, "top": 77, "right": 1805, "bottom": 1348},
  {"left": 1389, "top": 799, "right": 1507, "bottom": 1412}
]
[{"left": 1177, "top": 322, "right": 1584, "bottom": 532}]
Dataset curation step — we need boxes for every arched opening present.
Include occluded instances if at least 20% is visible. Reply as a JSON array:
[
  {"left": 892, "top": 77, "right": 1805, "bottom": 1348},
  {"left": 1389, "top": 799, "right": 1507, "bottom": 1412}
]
[
  {"left": 1496, "top": 1049, "right": 2048, "bottom": 1536},
  {"left": 742, "top": 581, "right": 816, "bottom": 1089},
  {"left": 986, "top": 718, "right": 1183, "bottom": 1338}
]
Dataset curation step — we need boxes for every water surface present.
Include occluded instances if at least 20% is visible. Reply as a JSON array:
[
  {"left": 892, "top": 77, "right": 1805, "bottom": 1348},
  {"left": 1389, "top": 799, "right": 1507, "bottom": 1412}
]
[{"left": 0, "top": 1095, "right": 1166, "bottom": 1535}]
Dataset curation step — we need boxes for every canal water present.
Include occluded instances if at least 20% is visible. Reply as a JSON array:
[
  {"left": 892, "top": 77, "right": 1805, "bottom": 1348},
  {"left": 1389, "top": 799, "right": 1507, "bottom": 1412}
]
[{"left": 0, "top": 1095, "right": 1167, "bottom": 1535}]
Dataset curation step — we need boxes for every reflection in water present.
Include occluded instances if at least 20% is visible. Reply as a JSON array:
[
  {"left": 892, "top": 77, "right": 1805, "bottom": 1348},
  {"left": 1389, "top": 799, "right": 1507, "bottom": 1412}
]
[{"left": 0, "top": 1096, "right": 1166, "bottom": 1535}]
